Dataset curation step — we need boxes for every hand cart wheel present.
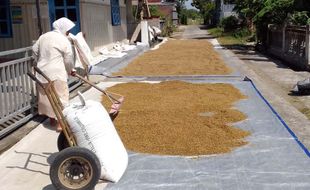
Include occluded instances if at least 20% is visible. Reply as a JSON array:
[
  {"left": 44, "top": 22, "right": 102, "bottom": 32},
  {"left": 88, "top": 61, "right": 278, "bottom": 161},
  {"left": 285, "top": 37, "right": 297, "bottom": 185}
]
[
  {"left": 57, "top": 132, "right": 70, "bottom": 151},
  {"left": 28, "top": 67, "right": 104, "bottom": 189},
  {"left": 50, "top": 147, "right": 101, "bottom": 190}
]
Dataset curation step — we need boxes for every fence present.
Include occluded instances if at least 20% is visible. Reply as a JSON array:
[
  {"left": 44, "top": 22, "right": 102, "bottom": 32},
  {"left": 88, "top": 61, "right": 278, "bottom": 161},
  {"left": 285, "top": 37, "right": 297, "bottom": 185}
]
[
  {"left": 0, "top": 47, "right": 36, "bottom": 138},
  {"left": 267, "top": 24, "right": 310, "bottom": 70},
  {"left": 0, "top": 47, "right": 82, "bottom": 138}
]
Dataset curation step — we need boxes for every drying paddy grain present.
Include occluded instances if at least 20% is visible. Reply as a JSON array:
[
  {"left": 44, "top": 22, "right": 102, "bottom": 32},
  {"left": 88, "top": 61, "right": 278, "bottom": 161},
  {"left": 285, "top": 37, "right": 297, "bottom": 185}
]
[
  {"left": 102, "top": 81, "right": 249, "bottom": 156},
  {"left": 114, "top": 39, "right": 231, "bottom": 76}
]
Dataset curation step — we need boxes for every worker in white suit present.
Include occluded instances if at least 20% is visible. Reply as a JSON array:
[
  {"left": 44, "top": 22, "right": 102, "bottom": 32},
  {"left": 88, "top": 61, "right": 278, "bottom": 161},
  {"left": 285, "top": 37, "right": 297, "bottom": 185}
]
[{"left": 32, "top": 17, "right": 76, "bottom": 132}]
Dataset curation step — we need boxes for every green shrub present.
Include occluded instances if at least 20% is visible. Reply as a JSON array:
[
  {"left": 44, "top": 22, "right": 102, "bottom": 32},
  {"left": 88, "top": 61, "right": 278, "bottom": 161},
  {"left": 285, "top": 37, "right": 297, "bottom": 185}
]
[
  {"left": 162, "top": 18, "right": 174, "bottom": 37},
  {"left": 180, "top": 13, "right": 188, "bottom": 25},
  {"left": 232, "top": 27, "right": 251, "bottom": 38},
  {"left": 220, "top": 15, "right": 239, "bottom": 32},
  {"left": 149, "top": 5, "right": 164, "bottom": 18},
  {"left": 288, "top": 11, "right": 310, "bottom": 25},
  {"left": 208, "top": 27, "right": 224, "bottom": 38}
]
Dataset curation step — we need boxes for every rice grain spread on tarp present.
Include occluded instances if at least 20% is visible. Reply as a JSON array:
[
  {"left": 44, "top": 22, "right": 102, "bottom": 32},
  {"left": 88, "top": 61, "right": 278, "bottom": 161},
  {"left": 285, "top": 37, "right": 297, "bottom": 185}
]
[
  {"left": 114, "top": 39, "right": 232, "bottom": 76},
  {"left": 102, "top": 81, "right": 250, "bottom": 156}
]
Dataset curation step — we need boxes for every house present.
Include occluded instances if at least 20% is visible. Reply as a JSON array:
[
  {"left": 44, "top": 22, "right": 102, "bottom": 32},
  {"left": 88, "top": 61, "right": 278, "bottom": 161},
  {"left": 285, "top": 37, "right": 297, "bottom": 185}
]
[
  {"left": 220, "top": 0, "right": 236, "bottom": 19},
  {"left": 132, "top": 0, "right": 178, "bottom": 26},
  {"left": 213, "top": 0, "right": 236, "bottom": 25},
  {"left": 0, "top": 0, "right": 133, "bottom": 52}
]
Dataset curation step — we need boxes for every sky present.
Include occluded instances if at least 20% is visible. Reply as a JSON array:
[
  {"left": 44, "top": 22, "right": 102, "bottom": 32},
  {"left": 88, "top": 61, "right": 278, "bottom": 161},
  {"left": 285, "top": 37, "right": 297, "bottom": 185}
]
[{"left": 185, "top": 0, "right": 197, "bottom": 10}]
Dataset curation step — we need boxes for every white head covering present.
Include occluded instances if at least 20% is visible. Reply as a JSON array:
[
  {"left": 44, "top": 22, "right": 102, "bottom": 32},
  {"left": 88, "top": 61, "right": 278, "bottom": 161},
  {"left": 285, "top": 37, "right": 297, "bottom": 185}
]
[{"left": 52, "top": 17, "right": 75, "bottom": 35}]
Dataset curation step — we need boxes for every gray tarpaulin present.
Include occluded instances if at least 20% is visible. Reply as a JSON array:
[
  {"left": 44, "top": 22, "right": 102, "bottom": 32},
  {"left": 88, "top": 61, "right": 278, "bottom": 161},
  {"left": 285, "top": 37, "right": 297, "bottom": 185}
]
[{"left": 106, "top": 78, "right": 310, "bottom": 190}]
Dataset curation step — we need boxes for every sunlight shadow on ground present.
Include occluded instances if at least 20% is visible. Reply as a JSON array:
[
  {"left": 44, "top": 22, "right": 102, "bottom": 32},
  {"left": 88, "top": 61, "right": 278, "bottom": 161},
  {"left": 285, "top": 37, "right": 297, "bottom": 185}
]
[{"left": 6, "top": 150, "right": 53, "bottom": 176}]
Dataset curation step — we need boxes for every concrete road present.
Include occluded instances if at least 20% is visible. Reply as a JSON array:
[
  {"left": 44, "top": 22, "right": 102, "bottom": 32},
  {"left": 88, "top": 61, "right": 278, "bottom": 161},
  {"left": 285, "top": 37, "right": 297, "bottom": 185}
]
[
  {"left": 0, "top": 25, "right": 309, "bottom": 189},
  {"left": 0, "top": 85, "right": 109, "bottom": 190},
  {"left": 172, "top": 24, "right": 310, "bottom": 150}
]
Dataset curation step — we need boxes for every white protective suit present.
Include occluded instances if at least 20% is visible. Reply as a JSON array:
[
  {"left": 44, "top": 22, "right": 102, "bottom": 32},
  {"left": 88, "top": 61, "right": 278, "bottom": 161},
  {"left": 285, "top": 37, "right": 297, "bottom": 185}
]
[
  {"left": 32, "top": 17, "right": 75, "bottom": 83},
  {"left": 32, "top": 17, "right": 75, "bottom": 119}
]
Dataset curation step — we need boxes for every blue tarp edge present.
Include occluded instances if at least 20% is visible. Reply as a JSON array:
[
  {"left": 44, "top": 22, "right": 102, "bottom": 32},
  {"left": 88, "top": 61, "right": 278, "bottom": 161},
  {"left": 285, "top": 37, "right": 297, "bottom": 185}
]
[{"left": 245, "top": 77, "right": 310, "bottom": 157}]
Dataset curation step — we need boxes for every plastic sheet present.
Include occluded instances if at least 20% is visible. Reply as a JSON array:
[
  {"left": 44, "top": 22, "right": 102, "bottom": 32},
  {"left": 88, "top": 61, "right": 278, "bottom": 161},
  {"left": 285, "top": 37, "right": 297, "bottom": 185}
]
[
  {"left": 106, "top": 79, "right": 310, "bottom": 189},
  {"left": 88, "top": 45, "right": 147, "bottom": 76}
]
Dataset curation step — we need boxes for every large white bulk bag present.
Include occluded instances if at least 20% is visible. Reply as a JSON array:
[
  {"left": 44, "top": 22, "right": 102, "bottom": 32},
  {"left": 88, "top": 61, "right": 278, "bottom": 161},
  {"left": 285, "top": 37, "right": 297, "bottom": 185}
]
[
  {"left": 71, "top": 32, "right": 93, "bottom": 66},
  {"left": 63, "top": 95, "right": 128, "bottom": 183},
  {"left": 69, "top": 32, "right": 107, "bottom": 66}
]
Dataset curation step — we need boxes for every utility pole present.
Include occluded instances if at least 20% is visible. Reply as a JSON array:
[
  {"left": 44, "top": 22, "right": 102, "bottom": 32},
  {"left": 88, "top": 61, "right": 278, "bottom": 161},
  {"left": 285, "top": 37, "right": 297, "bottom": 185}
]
[
  {"left": 35, "top": 0, "right": 43, "bottom": 36},
  {"left": 136, "top": 0, "right": 151, "bottom": 20}
]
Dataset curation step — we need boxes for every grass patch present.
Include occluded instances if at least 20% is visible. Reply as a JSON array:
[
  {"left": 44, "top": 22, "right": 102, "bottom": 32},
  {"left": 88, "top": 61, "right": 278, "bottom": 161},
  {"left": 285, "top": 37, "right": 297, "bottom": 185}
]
[
  {"left": 187, "top": 19, "right": 203, "bottom": 25},
  {"left": 208, "top": 27, "right": 252, "bottom": 46}
]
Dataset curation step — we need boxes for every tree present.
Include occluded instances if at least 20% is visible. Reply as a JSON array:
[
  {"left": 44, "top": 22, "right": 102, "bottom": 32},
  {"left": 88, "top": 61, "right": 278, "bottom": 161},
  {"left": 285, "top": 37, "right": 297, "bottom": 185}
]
[
  {"left": 227, "top": 0, "right": 310, "bottom": 46},
  {"left": 186, "top": 9, "right": 201, "bottom": 20},
  {"left": 175, "top": 0, "right": 188, "bottom": 25},
  {"left": 254, "top": 0, "right": 294, "bottom": 25},
  {"left": 288, "top": 11, "right": 310, "bottom": 25},
  {"left": 192, "top": 0, "right": 215, "bottom": 24},
  {"left": 176, "top": 0, "right": 187, "bottom": 16},
  {"left": 233, "top": 0, "right": 264, "bottom": 32},
  {"left": 254, "top": 0, "right": 294, "bottom": 44},
  {"left": 294, "top": 0, "right": 310, "bottom": 12}
]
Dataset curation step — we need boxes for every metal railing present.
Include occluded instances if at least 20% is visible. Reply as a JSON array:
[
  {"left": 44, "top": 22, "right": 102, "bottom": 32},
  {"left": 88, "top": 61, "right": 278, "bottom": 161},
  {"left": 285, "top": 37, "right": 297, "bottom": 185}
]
[
  {"left": 0, "top": 46, "right": 83, "bottom": 138},
  {"left": 285, "top": 26, "right": 307, "bottom": 59},
  {"left": 267, "top": 24, "right": 310, "bottom": 70},
  {"left": 0, "top": 47, "right": 36, "bottom": 138}
]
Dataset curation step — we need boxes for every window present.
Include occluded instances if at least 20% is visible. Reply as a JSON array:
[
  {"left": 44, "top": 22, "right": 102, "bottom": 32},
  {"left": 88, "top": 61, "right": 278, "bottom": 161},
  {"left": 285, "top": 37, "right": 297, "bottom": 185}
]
[
  {"left": 111, "top": 0, "right": 121, "bottom": 26},
  {"left": 48, "top": 0, "right": 80, "bottom": 34},
  {"left": 0, "top": 0, "right": 12, "bottom": 37}
]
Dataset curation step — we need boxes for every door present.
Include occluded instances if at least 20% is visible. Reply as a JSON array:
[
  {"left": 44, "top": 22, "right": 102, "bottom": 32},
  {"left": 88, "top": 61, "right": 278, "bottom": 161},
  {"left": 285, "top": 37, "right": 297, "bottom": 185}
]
[{"left": 48, "top": 0, "right": 80, "bottom": 34}]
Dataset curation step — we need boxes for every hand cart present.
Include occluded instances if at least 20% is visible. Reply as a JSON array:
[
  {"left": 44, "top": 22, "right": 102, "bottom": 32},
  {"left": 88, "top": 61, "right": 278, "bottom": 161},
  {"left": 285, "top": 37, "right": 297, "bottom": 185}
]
[{"left": 27, "top": 66, "right": 124, "bottom": 190}]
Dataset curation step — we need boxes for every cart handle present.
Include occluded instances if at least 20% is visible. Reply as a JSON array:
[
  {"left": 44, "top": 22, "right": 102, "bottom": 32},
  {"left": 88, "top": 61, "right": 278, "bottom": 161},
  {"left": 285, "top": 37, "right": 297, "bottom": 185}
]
[
  {"left": 73, "top": 73, "right": 123, "bottom": 104},
  {"left": 27, "top": 71, "right": 44, "bottom": 89},
  {"left": 33, "top": 66, "right": 52, "bottom": 83}
]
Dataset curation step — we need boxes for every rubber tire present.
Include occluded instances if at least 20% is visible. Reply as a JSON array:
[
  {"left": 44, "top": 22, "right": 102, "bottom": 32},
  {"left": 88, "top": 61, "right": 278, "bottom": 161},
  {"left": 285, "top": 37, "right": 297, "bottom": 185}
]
[
  {"left": 50, "top": 147, "right": 101, "bottom": 190},
  {"left": 57, "top": 132, "right": 70, "bottom": 151}
]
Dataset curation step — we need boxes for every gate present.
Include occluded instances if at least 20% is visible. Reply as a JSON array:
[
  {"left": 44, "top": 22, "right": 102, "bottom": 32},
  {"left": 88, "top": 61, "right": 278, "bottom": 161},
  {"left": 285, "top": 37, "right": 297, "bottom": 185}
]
[
  {"left": 267, "top": 24, "right": 310, "bottom": 70},
  {"left": 0, "top": 46, "right": 82, "bottom": 138},
  {"left": 0, "top": 47, "right": 36, "bottom": 138}
]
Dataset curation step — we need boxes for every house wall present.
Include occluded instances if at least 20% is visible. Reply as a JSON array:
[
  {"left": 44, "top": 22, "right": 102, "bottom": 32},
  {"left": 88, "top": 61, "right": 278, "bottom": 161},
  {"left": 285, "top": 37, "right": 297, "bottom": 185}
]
[
  {"left": 80, "top": 0, "right": 127, "bottom": 52},
  {"left": 159, "top": 4, "right": 178, "bottom": 25},
  {"left": 212, "top": 0, "right": 236, "bottom": 24},
  {"left": 159, "top": 5, "right": 173, "bottom": 19},
  {"left": 220, "top": 3, "right": 236, "bottom": 19},
  {"left": 0, "top": 0, "right": 128, "bottom": 52},
  {"left": 126, "top": 0, "right": 137, "bottom": 41},
  {"left": 0, "top": 0, "right": 49, "bottom": 51}
]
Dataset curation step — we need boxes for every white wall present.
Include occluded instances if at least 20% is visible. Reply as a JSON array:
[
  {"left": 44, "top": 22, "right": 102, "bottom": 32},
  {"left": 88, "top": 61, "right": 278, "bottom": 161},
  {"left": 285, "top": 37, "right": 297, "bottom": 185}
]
[
  {"left": 80, "top": 0, "right": 128, "bottom": 51},
  {"left": 0, "top": 0, "right": 128, "bottom": 52},
  {"left": 0, "top": 0, "right": 50, "bottom": 51}
]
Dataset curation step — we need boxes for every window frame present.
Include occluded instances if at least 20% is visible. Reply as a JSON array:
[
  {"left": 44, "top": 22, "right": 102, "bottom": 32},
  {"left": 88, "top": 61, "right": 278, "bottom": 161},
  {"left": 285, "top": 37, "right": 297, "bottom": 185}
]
[
  {"left": 48, "top": 0, "right": 81, "bottom": 35},
  {"left": 110, "top": 0, "right": 121, "bottom": 26},
  {"left": 0, "top": 0, "right": 13, "bottom": 38}
]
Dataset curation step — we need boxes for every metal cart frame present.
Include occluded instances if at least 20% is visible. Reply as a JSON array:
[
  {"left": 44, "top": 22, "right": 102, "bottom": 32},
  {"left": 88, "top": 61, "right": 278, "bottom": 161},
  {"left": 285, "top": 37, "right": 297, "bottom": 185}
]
[{"left": 28, "top": 66, "right": 102, "bottom": 190}]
